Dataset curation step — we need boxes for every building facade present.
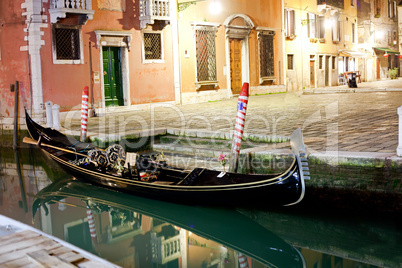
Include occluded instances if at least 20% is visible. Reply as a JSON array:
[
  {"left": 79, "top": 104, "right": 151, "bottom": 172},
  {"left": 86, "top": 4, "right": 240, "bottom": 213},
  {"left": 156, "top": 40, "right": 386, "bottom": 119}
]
[
  {"left": 1, "top": 0, "right": 179, "bottom": 125},
  {"left": 358, "top": 0, "right": 400, "bottom": 81},
  {"left": 0, "top": 0, "right": 285, "bottom": 126},
  {"left": 284, "top": 0, "right": 361, "bottom": 91},
  {"left": 176, "top": 0, "right": 285, "bottom": 103}
]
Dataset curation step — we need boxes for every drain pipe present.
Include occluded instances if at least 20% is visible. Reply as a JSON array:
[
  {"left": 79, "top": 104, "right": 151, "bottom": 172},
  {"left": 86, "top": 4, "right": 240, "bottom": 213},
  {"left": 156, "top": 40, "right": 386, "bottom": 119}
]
[
  {"left": 398, "top": 106, "right": 402, "bottom": 156},
  {"left": 13, "top": 81, "right": 19, "bottom": 150}
]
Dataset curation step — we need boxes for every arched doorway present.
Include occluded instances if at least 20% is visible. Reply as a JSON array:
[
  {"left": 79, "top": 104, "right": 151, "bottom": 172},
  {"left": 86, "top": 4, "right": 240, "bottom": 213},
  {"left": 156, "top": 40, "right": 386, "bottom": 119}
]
[{"left": 224, "top": 14, "right": 254, "bottom": 95}]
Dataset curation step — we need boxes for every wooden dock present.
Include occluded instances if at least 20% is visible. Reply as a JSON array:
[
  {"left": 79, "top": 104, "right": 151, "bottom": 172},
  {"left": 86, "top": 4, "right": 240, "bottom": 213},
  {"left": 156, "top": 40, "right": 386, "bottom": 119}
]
[{"left": 0, "top": 215, "right": 119, "bottom": 268}]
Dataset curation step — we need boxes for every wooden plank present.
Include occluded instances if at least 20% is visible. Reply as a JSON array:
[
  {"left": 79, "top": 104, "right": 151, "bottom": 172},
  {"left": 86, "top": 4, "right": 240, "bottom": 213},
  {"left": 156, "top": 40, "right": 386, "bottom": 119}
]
[
  {"left": 0, "top": 235, "right": 51, "bottom": 255},
  {"left": 3, "top": 256, "right": 32, "bottom": 267},
  {"left": 78, "top": 260, "right": 117, "bottom": 268},
  {"left": 26, "top": 249, "right": 76, "bottom": 268},
  {"left": 0, "top": 239, "right": 59, "bottom": 264},
  {"left": 58, "top": 251, "right": 85, "bottom": 263},
  {"left": 0, "top": 230, "right": 41, "bottom": 245},
  {"left": 49, "top": 246, "right": 73, "bottom": 256}
]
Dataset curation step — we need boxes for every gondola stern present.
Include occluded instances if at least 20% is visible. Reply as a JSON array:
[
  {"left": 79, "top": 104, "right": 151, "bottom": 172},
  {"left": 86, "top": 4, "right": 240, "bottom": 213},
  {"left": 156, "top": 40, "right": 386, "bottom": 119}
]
[{"left": 284, "top": 128, "right": 310, "bottom": 206}]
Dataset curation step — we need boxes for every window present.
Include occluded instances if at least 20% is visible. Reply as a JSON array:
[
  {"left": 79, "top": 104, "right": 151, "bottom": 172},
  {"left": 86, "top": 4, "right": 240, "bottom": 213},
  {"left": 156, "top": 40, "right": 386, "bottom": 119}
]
[
  {"left": 351, "top": 23, "right": 356, "bottom": 43},
  {"left": 351, "top": 0, "right": 354, "bottom": 6},
  {"left": 393, "top": 31, "right": 397, "bottom": 45},
  {"left": 52, "top": 24, "right": 83, "bottom": 64},
  {"left": 317, "top": 16, "right": 325, "bottom": 39},
  {"left": 332, "top": 56, "right": 336, "bottom": 69},
  {"left": 375, "top": 0, "right": 381, "bottom": 17},
  {"left": 195, "top": 25, "right": 217, "bottom": 83},
  {"left": 285, "top": 9, "right": 295, "bottom": 37},
  {"left": 389, "top": 1, "right": 397, "bottom": 19},
  {"left": 143, "top": 32, "right": 163, "bottom": 62},
  {"left": 259, "top": 30, "right": 275, "bottom": 79},
  {"left": 331, "top": 17, "right": 340, "bottom": 42},
  {"left": 319, "top": 55, "right": 323, "bottom": 69},
  {"left": 287, "top": 54, "right": 294, "bottom": 70},
  {"left": 307, "top": 13, "right": 316, "bottom": 38}
]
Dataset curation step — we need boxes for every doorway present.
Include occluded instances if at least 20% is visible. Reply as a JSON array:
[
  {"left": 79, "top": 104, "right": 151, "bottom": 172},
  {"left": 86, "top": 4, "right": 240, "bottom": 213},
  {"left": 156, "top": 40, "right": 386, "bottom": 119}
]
[
  {"left": 310, "top": 60, "right": 315, "bottom": 87},
  {"left": 103, "top": 46, "right": 124, "bottom": 107},
  {"left": 376, "top": 58, "right": 380, "bottom": 79},
  {"left": 230, "top": 39, "right": 242, "bottom": 94},
  {"left": 325, "top": 55, "right": 330, "bottom": 86}
]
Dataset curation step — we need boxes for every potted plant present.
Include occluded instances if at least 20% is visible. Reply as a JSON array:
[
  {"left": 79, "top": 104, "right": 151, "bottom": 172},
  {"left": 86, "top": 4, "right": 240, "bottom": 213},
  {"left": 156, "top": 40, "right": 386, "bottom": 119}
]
[
  {"left": 286, "top": 34, "right": 296, "bottom": 40},
  {"left": 310, "top": 38, "right": 318, "bottom": 43},
  {"left": 388, "top": 67, "right": 399, "bottom": 79}
]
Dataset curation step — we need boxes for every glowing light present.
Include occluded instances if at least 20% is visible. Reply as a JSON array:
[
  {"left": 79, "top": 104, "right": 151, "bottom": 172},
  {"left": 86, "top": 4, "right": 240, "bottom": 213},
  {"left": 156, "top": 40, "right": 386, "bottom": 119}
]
[{"left": 210, "top": 0, "right": 222, "bottom": 15}]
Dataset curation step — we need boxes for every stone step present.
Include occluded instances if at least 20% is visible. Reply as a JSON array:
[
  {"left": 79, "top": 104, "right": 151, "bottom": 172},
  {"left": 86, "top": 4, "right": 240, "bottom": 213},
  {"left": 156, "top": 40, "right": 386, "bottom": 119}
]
[
  {"left": 165, "top": 128, "right": 290, "bottom": 143},
  {"left": 159, "top": 135, "right": 254, "bottom": 150},
  {"left": 153, "top": 143, "right": 228, "bottom": 159}
]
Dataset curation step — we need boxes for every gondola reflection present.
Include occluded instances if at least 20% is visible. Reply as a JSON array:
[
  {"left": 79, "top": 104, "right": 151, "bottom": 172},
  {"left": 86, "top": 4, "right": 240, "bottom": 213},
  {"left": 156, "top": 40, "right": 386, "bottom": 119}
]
[{"left": 32, "top": 177, "right": 305, "bottom": 268}]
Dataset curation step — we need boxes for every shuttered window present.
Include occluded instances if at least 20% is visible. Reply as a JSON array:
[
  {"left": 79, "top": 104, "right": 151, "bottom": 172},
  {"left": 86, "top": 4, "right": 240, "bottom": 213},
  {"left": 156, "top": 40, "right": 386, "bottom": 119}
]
[
  {"left": 375, "top": 0, "right": 381, "bottom": 17},
  {"left": 388, "top": 0, "right": 397, "bottom": 18},
  {"left": 307, "top": 13, "right": 316, "bottom": 38},
  {"left": 331, "top": 17, "right": 340, "bottom": 42},
  {"left": 317, "top": 16, "right": 325, "bottom": 39},
  {"left": 285, "top": 9, "right": 295, "bottom": 37}
]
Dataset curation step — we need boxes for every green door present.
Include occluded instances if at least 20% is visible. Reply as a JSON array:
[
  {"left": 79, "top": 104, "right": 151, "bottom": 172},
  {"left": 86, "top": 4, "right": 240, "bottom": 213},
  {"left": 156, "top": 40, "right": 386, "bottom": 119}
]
[{"left": 103, "top": 47, "right": 124, "bottom": 106}]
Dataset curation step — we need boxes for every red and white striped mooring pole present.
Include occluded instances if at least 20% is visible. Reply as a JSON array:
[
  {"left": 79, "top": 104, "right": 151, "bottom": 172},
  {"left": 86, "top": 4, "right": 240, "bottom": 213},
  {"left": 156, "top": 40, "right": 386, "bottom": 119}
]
[
  {"left": 238, "top": 252, "right": 249, "bottom": 268},
  {"left": 86, "top": 209, "right": 97, "bottom": 244},
  {"left": 229, "top": 82, "right": 249, "bottom": 173},
  {"left": 80, "top": 86, "right": 89, "bottom": 142}
]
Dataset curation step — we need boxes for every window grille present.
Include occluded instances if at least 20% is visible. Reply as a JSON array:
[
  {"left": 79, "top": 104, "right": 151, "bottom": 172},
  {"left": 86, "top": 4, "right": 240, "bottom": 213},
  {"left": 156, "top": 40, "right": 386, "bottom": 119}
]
[
  {"left": 144, "top": 32, "right": 162, "bottom": 60},
  {"left": 195, "top": 27, "right": 217, "bottom": 82},
  {"left": 259, "top": 31, "right": 275, "bottom": 78},
  {"left": 54, "top": 27, "right": 80, "bottom": 60},
  {"left": 287, "top": 54, "right": 294, "bottom": 70}
]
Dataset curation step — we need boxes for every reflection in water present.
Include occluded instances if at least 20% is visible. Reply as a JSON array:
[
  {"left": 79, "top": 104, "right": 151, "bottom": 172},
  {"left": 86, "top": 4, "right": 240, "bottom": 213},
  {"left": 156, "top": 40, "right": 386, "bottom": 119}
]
[
  {"left": 0, "top": 146, "right": 401, "bottom": 268},
  {"left": 32, "top": 177, "right": 305, "bottom": 267}
]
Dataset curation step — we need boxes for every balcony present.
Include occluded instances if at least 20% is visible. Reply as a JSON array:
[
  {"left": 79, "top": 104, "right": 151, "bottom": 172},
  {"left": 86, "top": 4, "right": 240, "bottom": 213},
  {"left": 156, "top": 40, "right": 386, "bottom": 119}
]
[
  {"left": 139, "top": 0, "right": 170, "bottom": 29},
  {"left": 49, "top": 0, "right": 94, "bottom": 24}
]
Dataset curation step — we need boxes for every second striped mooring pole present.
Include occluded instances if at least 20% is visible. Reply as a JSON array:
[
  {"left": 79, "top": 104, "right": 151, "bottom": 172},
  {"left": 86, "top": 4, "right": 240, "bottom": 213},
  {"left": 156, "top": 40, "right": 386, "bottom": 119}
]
[
  {"left": 80, "top": 86, "right": 89, "bottom": 142},
  {"left": 229, "top": 82, "right": 249, "bottom": 173}
]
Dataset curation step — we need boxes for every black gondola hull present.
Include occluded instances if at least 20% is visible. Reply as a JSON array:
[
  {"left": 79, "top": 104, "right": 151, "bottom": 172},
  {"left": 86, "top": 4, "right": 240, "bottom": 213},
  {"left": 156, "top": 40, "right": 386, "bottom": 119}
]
[{"left": 25, "top": 109, "right": 307, "bottom": 207}]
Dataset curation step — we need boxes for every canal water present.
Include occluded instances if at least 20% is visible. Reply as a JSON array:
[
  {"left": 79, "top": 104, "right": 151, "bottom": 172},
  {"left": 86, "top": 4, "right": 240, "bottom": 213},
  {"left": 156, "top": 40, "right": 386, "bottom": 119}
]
[{"left": 0, "top": 145, "right": 401, "bottom": 268}]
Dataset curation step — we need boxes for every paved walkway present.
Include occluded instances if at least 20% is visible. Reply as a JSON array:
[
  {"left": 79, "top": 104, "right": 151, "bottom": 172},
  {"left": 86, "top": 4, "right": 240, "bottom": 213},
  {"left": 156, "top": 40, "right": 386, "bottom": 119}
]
[{"left": 63, "top": 79, "right": 402, "bottom": 155}]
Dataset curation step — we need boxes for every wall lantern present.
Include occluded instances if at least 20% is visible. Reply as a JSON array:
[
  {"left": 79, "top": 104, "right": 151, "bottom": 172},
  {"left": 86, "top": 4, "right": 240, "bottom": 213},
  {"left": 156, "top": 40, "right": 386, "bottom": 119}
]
[
  {"left": 398, "top": 55, "right": 402, "bottom": 59},
  {"left": 384, "top": 53, "right": 389, "bottom": 58}
]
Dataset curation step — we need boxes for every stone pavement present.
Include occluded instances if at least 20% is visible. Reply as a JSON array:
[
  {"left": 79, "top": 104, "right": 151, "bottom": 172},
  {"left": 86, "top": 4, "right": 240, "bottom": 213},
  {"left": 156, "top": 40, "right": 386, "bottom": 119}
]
[{"left": 62, "top": 79, "right": 402, "bottom": 156}]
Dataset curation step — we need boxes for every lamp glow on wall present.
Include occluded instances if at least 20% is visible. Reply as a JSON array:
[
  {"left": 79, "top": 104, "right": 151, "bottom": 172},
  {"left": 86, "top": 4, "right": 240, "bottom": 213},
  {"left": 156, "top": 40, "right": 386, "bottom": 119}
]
[
  {"left": 325, "top": 19, "right": 334, "bottom": 30},
  {"left": 210, "top": 0, "right": 222, "bottom": 14}
]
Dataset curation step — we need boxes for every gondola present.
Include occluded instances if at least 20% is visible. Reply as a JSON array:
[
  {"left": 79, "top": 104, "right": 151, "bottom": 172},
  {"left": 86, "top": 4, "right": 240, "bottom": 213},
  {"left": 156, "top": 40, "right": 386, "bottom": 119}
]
[
  {"left": 32, "top": 177, "right": 306, "bottom": 267},
  {"left": 24, "top": 109, "right": 310, "bottom": 206}
]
